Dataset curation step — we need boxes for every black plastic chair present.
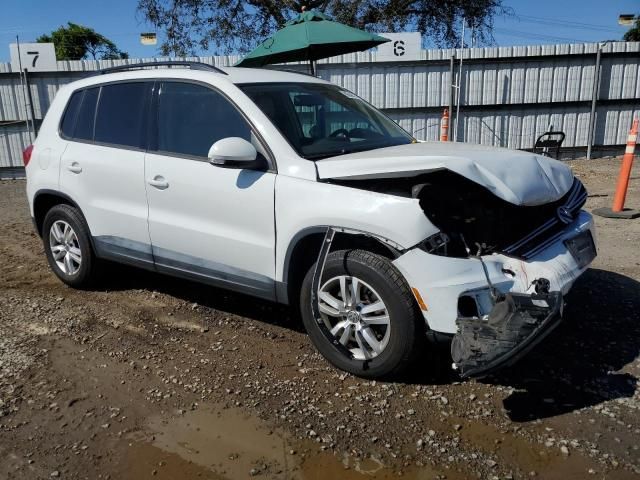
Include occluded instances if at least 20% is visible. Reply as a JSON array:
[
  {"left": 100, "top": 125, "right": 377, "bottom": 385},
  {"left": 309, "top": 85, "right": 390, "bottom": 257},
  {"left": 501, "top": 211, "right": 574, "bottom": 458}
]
[{"left": 533, "top": 131, "right": 565, "bottom": 159}]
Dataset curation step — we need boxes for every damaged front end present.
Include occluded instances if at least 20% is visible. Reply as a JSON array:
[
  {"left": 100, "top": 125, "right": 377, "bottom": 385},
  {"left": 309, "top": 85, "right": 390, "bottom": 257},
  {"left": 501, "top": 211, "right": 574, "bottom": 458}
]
[
  {"left": 379, "top": 172, "right": 595, "bottom": 379},
  {"left": 317, "top": 145, "right": 596, "bottom": 379},
  {"left": 451, "top": 290, "right": 563, "bottom": 378}
]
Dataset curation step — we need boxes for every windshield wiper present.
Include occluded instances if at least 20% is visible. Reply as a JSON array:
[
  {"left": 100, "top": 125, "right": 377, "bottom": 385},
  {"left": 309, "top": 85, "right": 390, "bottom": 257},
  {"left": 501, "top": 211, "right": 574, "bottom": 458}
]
[
  {"left": 303, "top": 151, "right": 349, "bottom": 160},
  {"left": 304, "top": 139, "right": 411, "bottom": 160},
  {"left": 306, "top": 146, "right": 377, "bottom": 160}
]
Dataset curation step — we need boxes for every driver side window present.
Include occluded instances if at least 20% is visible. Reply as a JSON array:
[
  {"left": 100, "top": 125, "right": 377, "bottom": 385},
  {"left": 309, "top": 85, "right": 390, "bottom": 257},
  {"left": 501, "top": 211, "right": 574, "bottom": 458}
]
[{"left": 156, "top": 82, "right": 252, "bottom": 158}]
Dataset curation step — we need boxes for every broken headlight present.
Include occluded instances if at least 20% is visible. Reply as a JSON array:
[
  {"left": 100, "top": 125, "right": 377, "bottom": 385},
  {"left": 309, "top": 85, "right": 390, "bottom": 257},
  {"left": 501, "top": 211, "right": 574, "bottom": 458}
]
[{"left": 418, "top": 232, "right": 450, "bottom": 255}]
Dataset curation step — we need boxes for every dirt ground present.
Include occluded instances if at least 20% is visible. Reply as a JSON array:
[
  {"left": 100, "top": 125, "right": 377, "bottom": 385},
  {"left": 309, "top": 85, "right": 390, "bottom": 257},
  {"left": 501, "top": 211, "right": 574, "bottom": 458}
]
[{"left": 0, "top": 156, "right": 639, "bottom": 480}]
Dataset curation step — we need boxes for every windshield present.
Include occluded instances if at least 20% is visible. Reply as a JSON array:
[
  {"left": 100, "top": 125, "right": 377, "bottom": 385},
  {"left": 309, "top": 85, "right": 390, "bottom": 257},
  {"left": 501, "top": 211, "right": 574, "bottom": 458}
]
[{"left": 239, "top": 82, "right": 414, "bottom": 160}]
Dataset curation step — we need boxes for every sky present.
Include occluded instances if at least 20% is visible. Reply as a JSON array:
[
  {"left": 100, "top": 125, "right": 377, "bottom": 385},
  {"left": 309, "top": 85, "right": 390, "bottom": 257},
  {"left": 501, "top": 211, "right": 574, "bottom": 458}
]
[{"left": 0, "top": 0, "right": 638, "bottom": 62}]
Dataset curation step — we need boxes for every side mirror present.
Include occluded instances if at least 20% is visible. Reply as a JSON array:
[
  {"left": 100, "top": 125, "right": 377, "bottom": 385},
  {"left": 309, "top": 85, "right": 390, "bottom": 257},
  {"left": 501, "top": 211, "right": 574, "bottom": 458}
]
[{"left": 208, "top": 137, "right": 258, "bottom": 168}]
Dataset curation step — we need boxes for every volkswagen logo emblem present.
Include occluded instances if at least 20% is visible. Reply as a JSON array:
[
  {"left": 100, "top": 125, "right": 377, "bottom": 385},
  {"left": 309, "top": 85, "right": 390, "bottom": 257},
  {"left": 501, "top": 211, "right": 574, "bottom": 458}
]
[{"left": 557, "top": 206, "right": 574, "bottom": 224}]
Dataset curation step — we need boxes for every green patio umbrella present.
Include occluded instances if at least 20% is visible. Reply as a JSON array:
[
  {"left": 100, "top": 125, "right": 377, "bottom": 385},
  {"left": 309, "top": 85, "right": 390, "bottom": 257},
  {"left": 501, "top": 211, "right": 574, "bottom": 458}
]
[{"left": 235, "top": 10, "right": 389, "bottom": 73}]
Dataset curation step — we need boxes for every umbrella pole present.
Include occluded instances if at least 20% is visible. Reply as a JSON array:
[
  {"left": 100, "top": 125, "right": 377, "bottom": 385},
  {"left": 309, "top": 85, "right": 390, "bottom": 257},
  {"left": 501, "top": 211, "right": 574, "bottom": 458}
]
[{"left": 309, "top": 60, "right": 316, "bottom": 76}]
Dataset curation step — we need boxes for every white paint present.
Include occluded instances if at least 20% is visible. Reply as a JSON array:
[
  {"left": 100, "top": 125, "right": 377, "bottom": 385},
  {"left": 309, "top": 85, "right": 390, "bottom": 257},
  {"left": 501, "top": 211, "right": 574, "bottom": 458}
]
[
  {"left": 394, "top": 211, "right": 596, "bottom": 333},
  {"left": 38, "top": 147, "right": 52, "bottom": 170},
  {"left": 145, "top": 152, "right": 277, "bottom": 281},
  {"left": 316, "top": 141, "right": 575, "bottom": 206},
  {"left": 60, "top": 142, "right": 151, "bottom": 246},
  {"left": 208, "top": 137, "right": 257, "bottom": 163},
  {"left": 26, "top": 64, "right": 596, "bottom": 353},
  {"left": 274, "top": 174, "right": 438, "bottom": 283}
]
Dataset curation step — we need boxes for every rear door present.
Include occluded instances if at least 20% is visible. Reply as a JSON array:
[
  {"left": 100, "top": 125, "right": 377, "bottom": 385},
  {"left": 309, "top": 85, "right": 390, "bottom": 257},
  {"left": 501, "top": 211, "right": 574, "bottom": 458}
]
[
  {"left": 59, "top": 81, "right": 154, "bottom": 266},
  {"left": 144, "top": 80, "right": 277, "bottom": 299}
]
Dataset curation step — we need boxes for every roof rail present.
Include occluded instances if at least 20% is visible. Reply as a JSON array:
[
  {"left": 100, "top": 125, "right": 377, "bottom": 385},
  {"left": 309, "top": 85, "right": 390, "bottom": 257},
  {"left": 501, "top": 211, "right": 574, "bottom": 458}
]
[{"left": 98, "top": 60, "right": 228, "bottom": 75}]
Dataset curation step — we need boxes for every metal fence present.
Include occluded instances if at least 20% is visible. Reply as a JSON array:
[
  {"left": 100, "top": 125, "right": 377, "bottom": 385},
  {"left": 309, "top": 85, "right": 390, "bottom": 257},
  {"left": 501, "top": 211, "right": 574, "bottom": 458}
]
[{"left": 1, "top": 41, "right": 639, "bottom": 174}]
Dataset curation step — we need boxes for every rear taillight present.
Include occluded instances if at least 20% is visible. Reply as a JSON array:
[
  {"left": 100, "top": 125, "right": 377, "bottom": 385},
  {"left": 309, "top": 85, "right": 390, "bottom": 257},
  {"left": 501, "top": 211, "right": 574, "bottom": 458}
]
[{"left": 22, "top": 145, "right": 34, "bottom": 166}]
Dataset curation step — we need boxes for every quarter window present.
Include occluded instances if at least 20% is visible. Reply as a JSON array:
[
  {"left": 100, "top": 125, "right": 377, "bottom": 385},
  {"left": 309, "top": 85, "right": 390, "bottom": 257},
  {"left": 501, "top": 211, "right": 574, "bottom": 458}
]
[
  {"left": 73, "top": 87, "right": 99, "bottom": 141},
  {"left": 60, "top": 91, "right": 83, "bottom": 138},
  {"left": 94, "top": 82, "right": 150, "bottom": 148},
  {"left": 156, "top": 82, "right": 252, "bottom": 158}
]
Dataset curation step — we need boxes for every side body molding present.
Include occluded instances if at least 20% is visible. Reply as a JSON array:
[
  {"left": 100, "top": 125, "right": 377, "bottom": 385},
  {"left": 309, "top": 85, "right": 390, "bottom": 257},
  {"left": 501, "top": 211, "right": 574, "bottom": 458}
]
[{"left": 93, "top": 235, "right": 277, "bottom": 300}]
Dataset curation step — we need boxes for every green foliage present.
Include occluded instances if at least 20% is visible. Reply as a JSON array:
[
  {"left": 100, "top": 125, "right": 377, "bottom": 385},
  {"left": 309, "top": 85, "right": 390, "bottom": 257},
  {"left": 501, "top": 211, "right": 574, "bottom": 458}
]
[
  {"left": 137, "top": 0, "right": 508, "bottom": 56},
  {"left": 37, "top": 22, "right": 129, "bottom": 60},
  {"left": 623, "top": 19, "right": 640, "bottom": 42}
]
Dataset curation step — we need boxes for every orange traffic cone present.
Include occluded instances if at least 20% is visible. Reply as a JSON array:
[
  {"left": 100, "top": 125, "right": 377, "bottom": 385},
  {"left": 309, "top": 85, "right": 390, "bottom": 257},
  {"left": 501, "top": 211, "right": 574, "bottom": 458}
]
[
  {"left": 594, "top": 118, "right": 639, "bottom": 219},
  {"left": 440, "top": 108, "right": 449, "bottom": 142}
]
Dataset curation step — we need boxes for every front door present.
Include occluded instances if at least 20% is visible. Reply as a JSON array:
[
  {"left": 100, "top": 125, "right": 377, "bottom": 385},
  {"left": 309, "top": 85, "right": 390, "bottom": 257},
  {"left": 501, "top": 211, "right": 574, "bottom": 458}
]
[{"left": 144, "top": 81, "right": 277, "bottom": 299}]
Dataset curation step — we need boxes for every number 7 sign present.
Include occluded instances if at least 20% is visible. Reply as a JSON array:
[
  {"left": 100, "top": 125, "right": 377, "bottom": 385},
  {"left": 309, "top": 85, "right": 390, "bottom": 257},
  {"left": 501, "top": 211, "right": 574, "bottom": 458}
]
[
  {"left": 10, "top": 42, "right": 57, "bottom": 72},
  {"left": 26, "top": 51, "right": 40, "bottom": 68}
]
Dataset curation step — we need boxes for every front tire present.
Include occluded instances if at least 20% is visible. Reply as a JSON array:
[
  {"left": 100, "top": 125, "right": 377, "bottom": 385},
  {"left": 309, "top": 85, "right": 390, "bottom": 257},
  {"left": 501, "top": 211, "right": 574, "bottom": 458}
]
[
  {"left": 42, "top": 204, "right": 98, "bottom": 288},
  {"left": 300, "top": 249, "right": 425, "bottom": 378}
]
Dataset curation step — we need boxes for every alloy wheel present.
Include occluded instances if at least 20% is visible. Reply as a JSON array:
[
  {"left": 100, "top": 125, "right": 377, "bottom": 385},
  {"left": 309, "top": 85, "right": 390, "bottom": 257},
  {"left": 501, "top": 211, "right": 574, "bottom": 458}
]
[
  {"left": 317, "top": 275, "right": 391, "bottom": 360},
  {"left": 49, "top": 220, "right": 82, "bottom": 275}
]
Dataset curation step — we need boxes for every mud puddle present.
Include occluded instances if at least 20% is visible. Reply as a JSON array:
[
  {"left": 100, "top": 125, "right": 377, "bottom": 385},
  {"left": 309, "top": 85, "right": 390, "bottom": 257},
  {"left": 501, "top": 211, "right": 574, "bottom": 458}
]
[{"left": 122, "top": 405, "right": 461, "bottom": 479}]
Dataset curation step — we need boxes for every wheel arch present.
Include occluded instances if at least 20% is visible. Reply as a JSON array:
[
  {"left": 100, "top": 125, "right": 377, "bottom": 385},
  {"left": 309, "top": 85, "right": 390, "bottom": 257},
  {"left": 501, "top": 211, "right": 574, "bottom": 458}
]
[
  {"left": 280, "top": 226, "right": 403, "bottom": 306},
  {"left": 33, "top": 189, "right": 85, "bottom": 237}
]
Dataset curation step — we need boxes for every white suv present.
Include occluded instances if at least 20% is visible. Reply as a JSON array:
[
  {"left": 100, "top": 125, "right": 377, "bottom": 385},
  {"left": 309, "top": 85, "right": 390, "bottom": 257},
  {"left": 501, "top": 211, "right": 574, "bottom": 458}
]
[{"left": 25, "top": 61, "right": 596, "bottom": 379}]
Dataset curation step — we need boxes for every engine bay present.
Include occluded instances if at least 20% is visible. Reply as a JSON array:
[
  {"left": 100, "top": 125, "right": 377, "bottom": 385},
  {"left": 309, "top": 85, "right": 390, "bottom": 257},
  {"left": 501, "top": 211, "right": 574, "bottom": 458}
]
[{"left": 330, "top": 170, "right": 582, "bottom": 258}]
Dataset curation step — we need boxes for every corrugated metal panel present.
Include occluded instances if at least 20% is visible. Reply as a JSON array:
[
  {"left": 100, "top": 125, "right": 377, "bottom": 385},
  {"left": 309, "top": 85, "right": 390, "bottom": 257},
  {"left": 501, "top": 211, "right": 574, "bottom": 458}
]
[
  {"left": 406, "top": 104, "right": 640, "bottom": 150},
  {"left": 1, "top": 41, "right": 639, "bottom": 167},
  {"left": 0, "top": 124, "right": 30, "bottom": 168},
  {"left": 321, "top": 56, "right": 640, "bottom": 107},
  {"left": 0, "top": 73, "right": 81, "bottom": 122},
  {"left": 1, "top": 41, "right": 637, "bottom": 73}
]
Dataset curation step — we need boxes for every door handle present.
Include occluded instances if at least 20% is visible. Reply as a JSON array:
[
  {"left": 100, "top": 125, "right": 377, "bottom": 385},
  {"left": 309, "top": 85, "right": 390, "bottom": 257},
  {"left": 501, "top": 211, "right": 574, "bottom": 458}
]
[
  {"left": 147, "top": 175, "right": 169, "bottom": 189},
  {"left": 67, "top": 162, "right": 82, "bottom": 174}
]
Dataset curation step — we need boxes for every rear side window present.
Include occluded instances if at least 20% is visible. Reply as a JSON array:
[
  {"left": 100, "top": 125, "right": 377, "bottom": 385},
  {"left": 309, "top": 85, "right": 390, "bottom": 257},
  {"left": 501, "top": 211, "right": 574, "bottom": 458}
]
[
  {"left": 156, "top": 82, "right": 252, "bottom": 157},
  {"left": 74, "top": 87, "right": 99, "bottom": 141},
  {"left": 94, "top": 83, "right": 150, "bottom": 148},
  {"left": 60, "top": 91, "right": 83, "bottom": 138},
  {"left": 60, "top": 87, "right": 99, "bottom": 141}
]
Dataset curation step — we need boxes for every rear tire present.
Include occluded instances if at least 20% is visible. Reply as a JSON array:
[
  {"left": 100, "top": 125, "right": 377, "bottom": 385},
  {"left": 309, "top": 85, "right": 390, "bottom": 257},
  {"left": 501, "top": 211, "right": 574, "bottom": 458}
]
[
  {"left": 300, "top": 249, "right": 425, "bottom": 379},
  {"left": 42, "top": 204, "right": 98, "bottom": 288}
]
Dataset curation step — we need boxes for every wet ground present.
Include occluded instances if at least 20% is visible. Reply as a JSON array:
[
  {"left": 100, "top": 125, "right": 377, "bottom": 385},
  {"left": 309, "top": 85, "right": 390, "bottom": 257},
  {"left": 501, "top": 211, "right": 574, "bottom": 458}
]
[{"left": 0, "top": 156, "right": 639, "bottom": 479}]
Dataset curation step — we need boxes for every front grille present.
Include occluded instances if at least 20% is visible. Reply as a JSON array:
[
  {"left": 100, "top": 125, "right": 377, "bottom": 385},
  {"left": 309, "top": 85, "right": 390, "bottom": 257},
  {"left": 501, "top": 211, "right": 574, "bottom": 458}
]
[{"left": 501, "top": 179, "right": 587, "bottom": 259}]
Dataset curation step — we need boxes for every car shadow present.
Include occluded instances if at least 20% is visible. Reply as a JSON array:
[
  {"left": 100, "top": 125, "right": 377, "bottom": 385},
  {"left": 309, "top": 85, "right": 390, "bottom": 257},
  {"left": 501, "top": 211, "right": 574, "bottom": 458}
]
[
  {"left": 395, "top": 268, "right": 640, "bottom": 413},
  {"left": 97, "top": 264, "right": 640, "bottom": 420},
  {"left": 482, "top": 268, "right": 640, "bottom": 422},
  {"left": 97, "top": 263, "right": 301, "bottom": 332}
]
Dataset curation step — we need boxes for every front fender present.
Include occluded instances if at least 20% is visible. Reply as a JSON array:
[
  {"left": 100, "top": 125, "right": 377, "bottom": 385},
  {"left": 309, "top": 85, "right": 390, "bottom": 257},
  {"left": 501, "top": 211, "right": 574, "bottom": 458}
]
[{"left": 274, "top": 175, "right": 438, "bottom": 282}]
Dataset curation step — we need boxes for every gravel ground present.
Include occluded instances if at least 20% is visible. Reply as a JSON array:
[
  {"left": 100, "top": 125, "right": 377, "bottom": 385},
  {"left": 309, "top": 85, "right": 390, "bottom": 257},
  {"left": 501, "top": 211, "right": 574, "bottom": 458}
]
[{"left": 0, "top": 156, "right": 639, "bottom": 480}]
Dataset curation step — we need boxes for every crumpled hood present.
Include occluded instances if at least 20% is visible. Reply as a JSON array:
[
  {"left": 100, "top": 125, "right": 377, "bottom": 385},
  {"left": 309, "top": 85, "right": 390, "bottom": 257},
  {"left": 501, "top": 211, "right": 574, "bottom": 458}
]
[{"left": 316, "top": 142, "right": 574, "bottom": 206}]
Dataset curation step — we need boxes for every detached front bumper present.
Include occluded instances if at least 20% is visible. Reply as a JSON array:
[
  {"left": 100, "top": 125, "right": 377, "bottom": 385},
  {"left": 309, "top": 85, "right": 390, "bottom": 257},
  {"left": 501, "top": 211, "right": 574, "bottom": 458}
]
[
  {"left": 393, "top": 210, "right": 596, "bottom": 378},
  {"left": 451, "top": 291, "right": 563, "bottom": 377}
]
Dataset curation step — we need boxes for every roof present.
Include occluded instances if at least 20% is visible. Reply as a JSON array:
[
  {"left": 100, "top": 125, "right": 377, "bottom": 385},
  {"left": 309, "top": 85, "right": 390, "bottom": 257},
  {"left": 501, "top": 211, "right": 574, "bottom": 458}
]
[
  {"left": 58, "top": 65, "right": 328, "bottom": 93},
  {"left": 220, "top": 66, "right": 325, "bottom": 83}
]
